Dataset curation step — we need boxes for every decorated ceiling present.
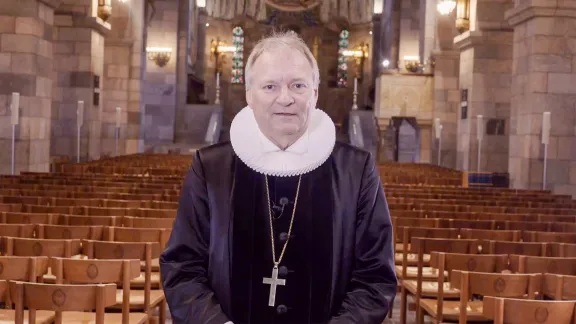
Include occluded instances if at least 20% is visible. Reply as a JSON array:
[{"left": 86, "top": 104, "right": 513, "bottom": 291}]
[{"left": 204, "top": 0, "right": 374, "bottom": 25}]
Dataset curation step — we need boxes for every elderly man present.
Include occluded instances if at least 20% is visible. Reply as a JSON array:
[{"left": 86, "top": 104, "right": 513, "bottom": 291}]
[{"left": 160, "top": 31, "right": 397, "bottom": 324}]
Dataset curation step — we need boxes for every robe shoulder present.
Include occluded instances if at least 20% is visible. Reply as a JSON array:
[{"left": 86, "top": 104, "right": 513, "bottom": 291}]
[{"left": 193, "top": 141, "right": 235, "bottom": 171}]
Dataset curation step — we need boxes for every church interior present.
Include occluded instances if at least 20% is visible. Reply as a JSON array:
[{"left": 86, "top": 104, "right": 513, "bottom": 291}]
[{"left": 1, "top": 0, "right": 576, "bottom": 323}]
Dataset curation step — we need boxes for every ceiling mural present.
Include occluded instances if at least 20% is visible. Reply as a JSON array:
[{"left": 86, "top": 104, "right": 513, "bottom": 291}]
[{"left": 204, "top": 0, "right": 374, "bottom": 25}]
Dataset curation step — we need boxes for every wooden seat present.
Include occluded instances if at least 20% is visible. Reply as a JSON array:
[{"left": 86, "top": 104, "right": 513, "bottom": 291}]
[
  {"left": 0, "top": 308, "right": 54, "bottom": 324},
  {"left": 419, "top": 299, "right": 485, "bottom": 322},
  {"left": 60, "top": 311, "right": 148, "bottom": 324}
]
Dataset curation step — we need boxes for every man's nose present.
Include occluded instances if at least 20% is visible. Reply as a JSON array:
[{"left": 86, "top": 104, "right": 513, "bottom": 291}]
[{"left": 276, "top": 86, "right": 294, "bottom": 106}]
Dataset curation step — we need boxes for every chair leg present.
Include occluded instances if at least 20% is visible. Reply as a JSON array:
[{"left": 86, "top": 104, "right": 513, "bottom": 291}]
[
  {"left": 417, "top": 304, "right": 425, "bottom": 324},
  {"left": 400, "top": 286, "right": 407, "bottom": 324},
  {"left": 159, "top": 299, "right": 167, "bottom": 324}
]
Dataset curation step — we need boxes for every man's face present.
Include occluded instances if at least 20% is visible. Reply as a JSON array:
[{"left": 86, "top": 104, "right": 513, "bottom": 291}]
[{"left": 246, "top": 48, "right": 317, "bottom": 142}]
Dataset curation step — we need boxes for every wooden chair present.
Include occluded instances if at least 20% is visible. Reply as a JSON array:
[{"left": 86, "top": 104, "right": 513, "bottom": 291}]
[
  {"left": 399, "top": 238, "right": 476, "bottom": 324},
  {"left": 483, "top": 296, "right": 576, "bottom": 324},
  {"left": 396, "top": 227, "right": 459, "bottom": 280},
  {"left": 416, "top": 253, "right": 510, "bottom": 324},
  {"left": 51, "top": 257, "right": 148, "bottom": 324},
  {"left": 10, "top": 281, "right": 117, "bottom": 324},
  {"left": 82, "top": 240, "right": 166, "bottom": 324},
  {"left": 440, "top": 271, "right": 540, "bottom": 324},
  {"left": 0, "top": 257, "right": 52, "bottom": 323}
]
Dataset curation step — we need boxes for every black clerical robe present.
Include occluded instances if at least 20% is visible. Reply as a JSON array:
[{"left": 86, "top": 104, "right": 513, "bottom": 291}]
[{"left": 160, "top": 141, "right": 397, "bottom": 324}]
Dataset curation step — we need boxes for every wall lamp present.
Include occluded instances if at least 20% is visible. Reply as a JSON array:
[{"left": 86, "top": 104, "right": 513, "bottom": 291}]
[
  {"left": 437, "top": 0, "right": 456, "bottom": 15},
  {"left": 146, "top": 47, "right": 172, "bottom": 67}
]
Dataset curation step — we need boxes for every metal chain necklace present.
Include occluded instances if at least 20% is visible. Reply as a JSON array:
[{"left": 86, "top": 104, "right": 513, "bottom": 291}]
[{"left": 262, "top": 174, "right": 302, "bottom": 307}]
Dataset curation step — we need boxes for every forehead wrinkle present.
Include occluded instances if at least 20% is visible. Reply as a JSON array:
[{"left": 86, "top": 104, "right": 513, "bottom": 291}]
[{"left": 253, "top": 51, "right": 313, "bottom": 84}]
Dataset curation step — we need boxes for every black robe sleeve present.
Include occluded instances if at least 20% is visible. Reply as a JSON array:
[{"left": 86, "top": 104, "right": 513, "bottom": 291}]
[
  {"left": 160, "top": 152, "right": 231, "bottom": 324},
  {"left": 329, "top": 153, "right": 398, "bottom": 324}
]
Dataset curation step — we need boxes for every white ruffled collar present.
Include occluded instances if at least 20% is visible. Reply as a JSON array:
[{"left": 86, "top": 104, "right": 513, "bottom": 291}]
[{"left": 230, "top": 106, "right": 336, "bottom": 177}]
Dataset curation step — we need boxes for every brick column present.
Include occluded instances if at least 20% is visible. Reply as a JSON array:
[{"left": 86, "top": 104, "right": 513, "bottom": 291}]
[
  {"left": 506, "top": 1, "right": 576, "bottom": 197},
  {"left": 454, "top": 0, "right": 514, "bottom": 172},
  {"left": 51, "top": 0, "right": 110, "bottom": 161},
  {"left": 142, "top": 0, "right": 178, "bottom": 150},
  {"left": 431, "top": 50, "right": 459, "bottom": 168},
  {"left": 0, "top": 0, "right": 60, "bottom": 174},
  {"left": 102, "top": 0, "right": 146, "bottom": 155}
]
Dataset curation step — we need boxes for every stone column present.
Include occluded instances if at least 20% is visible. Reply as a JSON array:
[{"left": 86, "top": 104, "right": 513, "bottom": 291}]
[
  {"left": 142, "top": 0, "right": 178, "bottom": 150},
  {"left": 381, "top": 0, "right": 401, "bottom": 69},
  {"left": 431, "top": 50, "right": 460, "bottom": 168},
  {"left": 454, "top": 0, "right": 514, "bottom": 172},
  {"left": 506, "top": 1, "right": 576, "bottom": 197},
  {"left": 51, "top": 0, "right": 110, "bottom": 161},
  {"left": 0, "top": 0, "right": 60, "bottom": 174},
  {"left": 102, "top": 0, "right": 146, "bottom": 155}
]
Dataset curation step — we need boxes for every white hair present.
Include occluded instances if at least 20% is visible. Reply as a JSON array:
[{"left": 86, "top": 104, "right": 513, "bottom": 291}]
[{"left": 244, "top": 31, "right": 320, "bottom": 90}]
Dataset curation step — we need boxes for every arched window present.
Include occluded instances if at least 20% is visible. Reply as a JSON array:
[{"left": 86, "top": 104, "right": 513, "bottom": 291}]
[
  {"left": 231, "top": 26, "right": 244, "bottom": 84},
  {"left": 337, "top": 30, "right": 349, "bottom": 88}
]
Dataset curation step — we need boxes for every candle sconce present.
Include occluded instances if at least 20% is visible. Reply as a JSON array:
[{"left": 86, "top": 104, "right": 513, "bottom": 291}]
[
  {"left": 403, "top": 56, "right": 422, "bottom": 73},
  {"left": 146, "top": 47, "right": 172, "bottom": 67},
  {"left": 210, "top": 38, "right": 236, "bottom": 75},
  {"left": 97, "top": 0, "right": 112, "bottom": 22},
  {"left": 343, "top": 42, "right": 369, "bottom": 81},
  {"left": 455, "top": 0, "right": 470, "bottom": 34}
]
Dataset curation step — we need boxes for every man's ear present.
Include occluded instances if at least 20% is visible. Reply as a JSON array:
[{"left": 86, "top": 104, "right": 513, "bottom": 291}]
[{"left": 246, "top": 87, "right": 253, "bottom": 107}]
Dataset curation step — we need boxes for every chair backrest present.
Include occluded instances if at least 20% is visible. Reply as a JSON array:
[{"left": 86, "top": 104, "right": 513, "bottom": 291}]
[
  {"left": 102, "top": 226, "right": 171, "bottom": 248},
  {"left": 59, "top": 215, "right": 120, "bottom": 227},
  {"left": 452, "top": 270, "right": 540, "bottom": 299},
  {"left": 483, "top": 296, "right": 576, "bottom": 324},
  {"left": 510, "top": 255, "right": 576, "bottom": 275},
  {"left": 0, "top": 256, "right": 49, "bottom": 281},
  {"left": 0, "top": 224, "right": 35, "bottom": 238},
  {"left": 37, "top": 224, "right": 103, "bottom": 240},
  {"left": 9, "top": 281, "right": 116, "bottom": 324},
  {"left": 2, "top": 237, "right": 82, "bottom": 258},
  {"left": 542, "top": 273, "right": 576, "bottom": 301},
  {"left": 122, "top": 216, "right": 175, "bottom": 229},
  {"left": 460, "top": 228, "right": 520, "bottom": 241},
  {"left": 487, "top": 240, "right": 546, "bottom": 257}
]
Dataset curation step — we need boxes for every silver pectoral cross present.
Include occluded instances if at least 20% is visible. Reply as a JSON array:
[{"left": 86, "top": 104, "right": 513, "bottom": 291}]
[{"left": 263, "top": 265, "right": 286, "bottom": 307}]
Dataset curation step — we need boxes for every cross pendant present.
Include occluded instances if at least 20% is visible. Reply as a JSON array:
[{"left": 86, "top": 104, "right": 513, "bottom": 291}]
[{"left": 262, "top": 265, "right": 286, "bottom": 307}]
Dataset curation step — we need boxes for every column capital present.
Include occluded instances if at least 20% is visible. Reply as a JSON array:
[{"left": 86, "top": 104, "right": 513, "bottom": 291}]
[
  {"left": 39, "top": 0, "right": 62, "bottom": 9},
  {"left": 505, "top": 1, "right": 576, "bottom": 27},
  {"left": 453, "top": 30, "right": 485, "bottom": 51},
  {"left": 431, "top": 49, "right": 460, "bottom": 59},
  {"left": 72, "top": 13, "right": 111, "bottom": 36}
]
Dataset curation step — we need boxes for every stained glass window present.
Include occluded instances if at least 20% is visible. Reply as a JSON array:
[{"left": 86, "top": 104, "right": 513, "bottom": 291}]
[
  {"left": 337, "top": 30, "right": 349, "bottom": 88},
  {"left": 231, "top": 26, "right": 244, "bottom": 84}
]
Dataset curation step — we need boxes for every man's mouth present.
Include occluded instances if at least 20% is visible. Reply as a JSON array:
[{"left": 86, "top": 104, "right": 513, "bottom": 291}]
[{"left": 275, "top": 113, "right": 296, "bottom": 116}]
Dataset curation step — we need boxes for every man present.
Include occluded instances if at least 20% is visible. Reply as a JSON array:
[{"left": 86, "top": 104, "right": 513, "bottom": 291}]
[{"left": 160, "top": 31, "right": 397, "bottom": 324}]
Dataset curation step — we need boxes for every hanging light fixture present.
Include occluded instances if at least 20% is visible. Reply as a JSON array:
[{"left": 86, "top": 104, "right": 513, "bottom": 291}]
[{"left": 437, "top": 0, "right": 456, "bottom": 15}]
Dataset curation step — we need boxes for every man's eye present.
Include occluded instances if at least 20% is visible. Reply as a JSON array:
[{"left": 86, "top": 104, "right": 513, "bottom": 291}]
[
  {"left": 263, "top": 85, "right": 275, "bottom": 90},
  {"left": 293, "top": 83, "right": 306, "bottom": 89}
]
